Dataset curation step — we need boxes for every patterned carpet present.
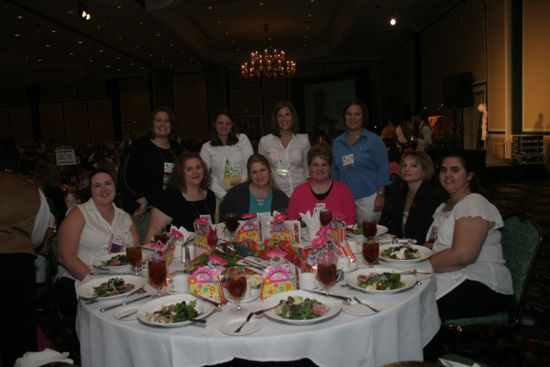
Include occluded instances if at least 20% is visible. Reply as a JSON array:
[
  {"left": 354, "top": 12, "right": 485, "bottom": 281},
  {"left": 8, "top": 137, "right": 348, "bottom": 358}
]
[{"left": 34, "top": 165, "right": 550, "bottom": 367}]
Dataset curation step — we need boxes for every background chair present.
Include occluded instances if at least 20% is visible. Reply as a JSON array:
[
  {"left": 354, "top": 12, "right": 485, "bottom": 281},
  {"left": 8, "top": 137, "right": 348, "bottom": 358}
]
[{"left": 443, "top": 212, "right": 543, "bottom": 345}]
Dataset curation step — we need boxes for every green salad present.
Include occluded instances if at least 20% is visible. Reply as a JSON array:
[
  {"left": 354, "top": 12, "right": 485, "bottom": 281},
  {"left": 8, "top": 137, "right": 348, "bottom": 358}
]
[
  {"left": 93, "top": 277, "right": 135, "bottom": 297},
  {"left": 101, "top": 254, "right": 129, "bottom": 266},
  {"left": 275, "top": 296, "right": 329, "bottom": 320},
  {"left": 380, "top": 245, "right": 421, "bottom": 260},
  {"left": 148, "top": 300, "right": 198, "bottom": 323},
  {"left": 357, "top": 272, "right": 404, "bottom": 291}
]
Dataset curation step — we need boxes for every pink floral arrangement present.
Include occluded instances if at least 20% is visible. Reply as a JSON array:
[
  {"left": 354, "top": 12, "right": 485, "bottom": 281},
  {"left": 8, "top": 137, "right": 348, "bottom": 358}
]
[
  {"left": 241, "top": 213, "right": 257, "bottom": 220},
  {"left": 194, "top": 217, "right": 210, "bottom": 226},
  {"left": 273, "top": 213, "right": 287, "bottom": 224},
  {"left": 208, "top": 254, "right": 228, "bottom": 266},
  {"left": 311, "top": 226, "right": 336, "bottom": 257}
]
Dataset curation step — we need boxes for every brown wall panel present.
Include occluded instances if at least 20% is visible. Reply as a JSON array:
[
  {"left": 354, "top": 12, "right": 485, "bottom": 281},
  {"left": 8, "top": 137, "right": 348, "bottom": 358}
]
[
  {"left": 40, "top": 103, "right": 65, "bottom": 145},
  {"left": 64, "top": 101, "right": 89, "bottom": 146},
  {"left": 173, "top": 73, "right": 209, "bottom": 140},
  {"left": 8, "top": 106, "right": 33, "bottom": 144},
  {"left": 88, "top": 99, "right": 114, "bottom": 144}
]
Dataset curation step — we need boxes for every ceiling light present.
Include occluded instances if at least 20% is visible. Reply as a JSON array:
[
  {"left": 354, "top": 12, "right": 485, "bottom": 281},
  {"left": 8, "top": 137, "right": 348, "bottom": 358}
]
[
  {"left": 390, "top": 17, "right": 397, "bottom": 26},
  {"left": 17, "top": 15, "right": 23, "bottom": 20},
  {"left": 13, "top": 33, "right": 22, "bottom": 37},
  {"left": 241, "top": 24, "right": 296, "bottom": 80},
  {"left": 79, "top": 2, "right": 92, "bottom": 21},
  {"left": 207, "top": 5, "right": 214, "bottom": 10}
]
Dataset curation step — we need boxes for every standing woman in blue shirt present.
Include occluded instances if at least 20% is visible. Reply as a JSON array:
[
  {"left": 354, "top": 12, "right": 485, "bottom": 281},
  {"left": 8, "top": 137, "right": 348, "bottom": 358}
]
[{"left": 332, "top": 99, "right": 390, "bottom": 223}]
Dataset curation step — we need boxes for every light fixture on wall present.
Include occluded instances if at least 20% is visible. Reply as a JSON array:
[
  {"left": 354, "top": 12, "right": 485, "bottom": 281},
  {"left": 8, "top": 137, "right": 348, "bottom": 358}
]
[
  {"left": 241, "top": 24, "right": 296, "bottom": 79},
  {"left": 79, "top": 1, "right": 92, "bottom": 21}
]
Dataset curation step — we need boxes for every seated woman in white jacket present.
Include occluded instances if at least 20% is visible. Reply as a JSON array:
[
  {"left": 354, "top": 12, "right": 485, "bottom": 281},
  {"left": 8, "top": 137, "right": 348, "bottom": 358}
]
[{"left": 200, "top": 111, "right": 254, "bottom": 200}]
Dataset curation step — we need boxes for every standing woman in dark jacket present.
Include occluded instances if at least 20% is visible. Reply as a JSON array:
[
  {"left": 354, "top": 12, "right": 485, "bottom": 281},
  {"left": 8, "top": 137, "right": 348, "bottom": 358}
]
[
  {"left": 386, "top": 150, "right": 446, "bottom": 243},
  {"left": 121, "top": 107, "right": 184, "bottom": 221}
]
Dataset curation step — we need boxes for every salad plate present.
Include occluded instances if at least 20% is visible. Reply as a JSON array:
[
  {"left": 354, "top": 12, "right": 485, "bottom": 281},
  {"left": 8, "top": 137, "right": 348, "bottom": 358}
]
[
  {"left": 379, "top": 244, "right": 433, "bottom": 264},
  {"left": 137, "top": 294, "right": 215, "bottom": 328},
  {"left": 93, "top": 253, "right": 132, "bottom": 273},
  {"left": 76, "top": 275, "right": 145, "bottom": 301},
  {"left": 344, "top": 268, "right": 417, "bottom": 295},
  {"left": 262, "top": 290, "right": 342, "bottom": 325},
  {"left": 219, "top": 317, "right": 262, "bottom": 336}
]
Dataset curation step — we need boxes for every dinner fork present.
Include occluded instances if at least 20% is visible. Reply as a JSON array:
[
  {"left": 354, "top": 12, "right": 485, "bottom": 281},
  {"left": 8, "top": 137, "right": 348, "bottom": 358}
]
[
  {"left": 353, "top": 296, "right": 380, "bottom": 313},
  {"left": 233, "top": 300, "right": 286, "bottom": 333}
]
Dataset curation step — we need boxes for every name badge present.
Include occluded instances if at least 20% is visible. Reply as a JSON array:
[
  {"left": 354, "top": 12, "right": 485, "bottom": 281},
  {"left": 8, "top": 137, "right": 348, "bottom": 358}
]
[
  {"left": 276, "top": 160, "right": 291, "bottom": 176},
  {"left": 342, "top": 154, "right": 354, "bottom": 169}
]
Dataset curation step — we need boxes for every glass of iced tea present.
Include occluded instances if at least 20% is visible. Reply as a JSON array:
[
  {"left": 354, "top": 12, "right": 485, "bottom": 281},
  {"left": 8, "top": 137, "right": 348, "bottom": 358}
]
[
  {"left": 316, "top": 252, "right": 338, "bottom": 292},
  {"left": 126, "top": 243, "right": 142, "bottom": 275},
  {"left": 148, "top": 251, "right": 167, "bottom": 297},
  {"left": 362, "top": 239, "right": 379, "bottom": 267},
  {"left": 362, "top": 219, "right": 378, "bottom": 239},
  {"left": 319, "top": 209, "right": 333, "bottom": 227},
  {"left": 225, "top": 266, "right": 247, "bottom": 311},
  {"left": 224, "top": 212, "right": 239, "bottom": 241}
]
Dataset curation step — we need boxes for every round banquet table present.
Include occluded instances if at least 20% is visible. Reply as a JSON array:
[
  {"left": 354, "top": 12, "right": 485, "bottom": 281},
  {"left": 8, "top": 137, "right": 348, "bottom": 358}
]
[{"left": 77, "top": 258, "right": 440, "bottom": 367}]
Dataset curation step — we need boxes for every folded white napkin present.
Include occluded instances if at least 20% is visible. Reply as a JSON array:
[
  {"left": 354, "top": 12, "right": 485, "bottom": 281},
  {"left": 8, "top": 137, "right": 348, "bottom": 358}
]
[
  {"left": 15, "top": 348, "right": 73, "bottom": 367},
  {"left": 439, "top": 357, "right": 481, "bottom": 367},
  {"left": 299, "top": 210, "right": 320, "bottom": 239}
]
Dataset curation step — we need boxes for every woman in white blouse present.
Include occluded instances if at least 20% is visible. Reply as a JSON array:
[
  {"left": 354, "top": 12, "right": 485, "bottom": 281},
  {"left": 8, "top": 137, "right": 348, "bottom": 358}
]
[
  {"left": 427, "top": 153, "right": 513, "bottom": 321},
  {"left": 200, "top": 111, "right": 254, "bottom": 200},
  {"left": 258, "top": 101, "right": 310, "bottom": 197}
]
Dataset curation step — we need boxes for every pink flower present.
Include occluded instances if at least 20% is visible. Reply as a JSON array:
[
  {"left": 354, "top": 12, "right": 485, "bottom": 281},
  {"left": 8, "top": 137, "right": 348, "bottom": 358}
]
[
  {"left": 241, "top": 213, "right": 256, "bottom": 220},
  {"left": 266, "top": 248, "right": 288, "bottom": 260},
  {"left": 316, "top": 226, "right": 329, "bottom": 237},
  {"left": 170, "top": 226, "right": 184, "bottom": 240},
  {"left": 194, "top": 217, "right": 210, "bottom": 226},
  {"left": 312, "top": 234, "right": 330, "bottom": 250},
  {"left": 209, "top": 254, "right": 228, "bottom": 266},
  {"left": 273, "top": 213, "right": 287, "bottom": 224}
]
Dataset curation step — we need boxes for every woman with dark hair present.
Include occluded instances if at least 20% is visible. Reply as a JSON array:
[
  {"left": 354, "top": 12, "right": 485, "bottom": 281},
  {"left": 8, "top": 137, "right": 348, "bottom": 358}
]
[
  {"left": 287, "top": 145, "right": 356, "bottom": 225},
  {"left": 121, "top": 106, "right": 184, "bottom": 219},
  {"left": 427, "top": 153, "right": 512, "bottom": 319},
  {"left": 57, "top": 169, "right": 140, "bottom": 328},
  {"left": 385, "top": 151, "right": 446, "bottom": 244},
  {"left": 332, "top": 99, "right": 389, "bottom": 223},
  {"left": 219, "top": 153, "right": 288, "bottom": 220},
  {"left": 258, "top": 101, "right": 310, "bottom": 197},
  {"left": 200, "top": 111, "right": 253, "bottom": 200},
  {"left": 144, "top": 152, "right": 216, "bottom": 239}
]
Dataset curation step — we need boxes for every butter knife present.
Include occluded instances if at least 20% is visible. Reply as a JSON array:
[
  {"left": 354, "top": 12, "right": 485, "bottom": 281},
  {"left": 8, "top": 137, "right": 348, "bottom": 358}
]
[
  {"left": 100, "top": 294, "right": 152, "bottom": 312},
  {"left": 302, "top": 289, "right": 352, "bottom": 302}
]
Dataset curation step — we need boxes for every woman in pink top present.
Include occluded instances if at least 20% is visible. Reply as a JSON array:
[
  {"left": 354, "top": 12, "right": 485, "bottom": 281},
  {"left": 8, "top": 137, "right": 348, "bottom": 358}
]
[{"left": 287, "top": 145, "right": 356, "bottom": 225}]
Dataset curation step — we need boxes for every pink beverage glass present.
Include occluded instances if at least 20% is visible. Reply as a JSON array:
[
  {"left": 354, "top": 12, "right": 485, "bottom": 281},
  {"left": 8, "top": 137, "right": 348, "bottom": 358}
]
[
  {"left": 362, "top": 239, "right": 379, "bottom": 266},
  {"left": 148, "top": 252, "right": 167, "bottom": 296},
  {"left": 319, "top": 209, "right": 333, "bottom": 227},
  {"left": 226, "top": 266, "right": 247, "bottom": 311},
  {"left": 362, "top": 219, "right": 377, "bottom": 239},
  {"left": 224, "top": 212, "right": 239, "bottom": 240},
  {"left": 126, "top": 245, "right": 142, "bottom": 275},
  {"left": 316, "top": 252, "right": 338, "bottom": 291}
]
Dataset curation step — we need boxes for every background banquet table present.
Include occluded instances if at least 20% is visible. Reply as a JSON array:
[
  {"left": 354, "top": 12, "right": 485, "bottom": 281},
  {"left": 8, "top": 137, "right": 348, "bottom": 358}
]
[{"left": 77, "top": 258, "right": 440, "bottom": 367}]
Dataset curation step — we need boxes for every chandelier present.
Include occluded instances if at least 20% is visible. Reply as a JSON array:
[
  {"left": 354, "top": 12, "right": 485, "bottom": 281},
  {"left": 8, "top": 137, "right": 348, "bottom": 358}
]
[{"left": 241, "top": 24, "right": 296, "bottom": 79}]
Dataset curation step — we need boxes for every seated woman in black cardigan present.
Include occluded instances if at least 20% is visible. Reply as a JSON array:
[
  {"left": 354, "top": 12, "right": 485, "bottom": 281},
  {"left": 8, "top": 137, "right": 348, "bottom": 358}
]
[
  {"left": 385, "top": 150, "right": 446, "bottom": 243},
  {"left": 219, "top": 154, "right": 288, "bottom": 220}
]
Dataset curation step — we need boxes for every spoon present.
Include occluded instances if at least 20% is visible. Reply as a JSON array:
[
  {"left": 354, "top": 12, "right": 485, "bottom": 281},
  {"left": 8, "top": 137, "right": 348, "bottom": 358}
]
[{"left": 233, "top": 300, "right": 286, "bottom": 333}]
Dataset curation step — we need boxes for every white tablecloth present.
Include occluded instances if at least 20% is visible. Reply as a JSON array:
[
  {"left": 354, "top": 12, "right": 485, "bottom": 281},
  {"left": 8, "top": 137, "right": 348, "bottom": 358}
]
[{"left": 77, "top": 261, "right": 440, "bottom": 367}]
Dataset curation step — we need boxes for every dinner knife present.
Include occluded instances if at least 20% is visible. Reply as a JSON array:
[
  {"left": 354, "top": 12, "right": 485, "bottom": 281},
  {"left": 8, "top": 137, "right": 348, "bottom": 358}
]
[
  {"left": 100, "top": 294, "right": 152, "bottom": 312},
  {"left": 302, "top": 289, "right": 352, "bottom": 302}
]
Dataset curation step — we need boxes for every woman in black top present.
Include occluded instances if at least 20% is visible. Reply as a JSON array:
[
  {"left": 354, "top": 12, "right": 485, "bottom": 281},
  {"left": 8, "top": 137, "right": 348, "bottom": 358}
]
[
  {"left": 121, "top": 107, "right": 184, "bottom": 219},
  {"left": 144, "top": 152, "right": 215, "bottom": 240},
  {"left": 386, "top": 150, "right": 446, "bottom": 243}
]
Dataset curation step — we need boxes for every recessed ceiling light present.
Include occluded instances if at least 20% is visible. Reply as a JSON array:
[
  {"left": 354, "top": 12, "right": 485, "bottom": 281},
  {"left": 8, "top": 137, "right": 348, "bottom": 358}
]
[
  {"left": 115, "top": 56, "right": 120, "bottom": 60},
  {"left": 258, "top": 2, "right": 264, "bottom": 5},
  {"left": 130, "top": 62, "right": 135, "bottom": 66},
  {"left": 44, "top": 44, "right": 50, "bottom": 48},
  {"left": 149, "top": 53, "right": 153, "bottom": 57},
  {"left": 156, "top": 33, "right": 161, "bottom": 37},
  {"left": 135, "top": 46, "right": 140, "bottom": 50},
  {"left": 207, "top": 4, "right": 214, "bottom": 10},
  {"left": 105, "top": 65, "right": 111, "bottom": 68},
  {"left": 117, "top": 68, "right": 121, "bottom": 72},
  {"left": 169, "top": 42, "right": 174, "bottom": 47},
  {"left": 99, "top": 49, "right": 104, "bottom": 53},
  {"left": 217, "top": 20, "right": 223, "bottom": 24},
  {"left": 118, "top": 36, "right": 123, "bottom": 41},
  {"left": 310, "top": 0, "right": 315, "bottom": 3},
  {"left": 13, "top": 33, "right": 22, "bottom": 37},
  {"left": 308, "top": 13, "right": 312, "bottom": 18},
  {"left": 224, "top": 31, "right": 229, "bottom": 36},
  {"left": 50, "top": 29, "right": 57, "bottom": 33},
  {"left": 69, "top": 51, "right": 74, "bottom": 56},
  {"left": 96, "top": 25, "right": 102, "bottom": 29},
  {"left": 161, "top": 59, "right": 165, "bottom": 63},
  {"left": 89, "top": 59, "right": 94, "bottom": 62},
  {"left": 117, "top": 5, "right": 122, "bottom": 9},
  {"left": 389, "top": 17, "right": 397, "bottom": 26},
  {"left": 77, "top": 40, "right": 84, "bottom": 44},
  {"left": 140, "top": 66, "right": 144, "bottom": 70},
  {"left": 139, "top": 21, "right": 144, "bottom": 25},
  {"left": 17, "top": 15, "right": 23, "bottom": 20},
  {"left": 37, "top": 58, "right": 43, "bottom": 63}
]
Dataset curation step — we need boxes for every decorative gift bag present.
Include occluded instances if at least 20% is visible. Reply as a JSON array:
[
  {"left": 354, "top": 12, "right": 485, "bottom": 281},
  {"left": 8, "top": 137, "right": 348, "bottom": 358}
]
[
  {"left": 260, "top": 252, "right": 296, "bottom": 300},
  {"left": 193, "top": 216, "right": 213, "bottom": 249},
  {"left": 189, "top": 264, "right": 227, "bottom": 304}
]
